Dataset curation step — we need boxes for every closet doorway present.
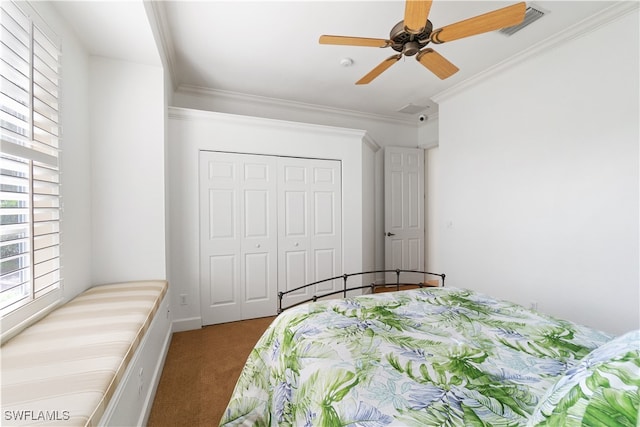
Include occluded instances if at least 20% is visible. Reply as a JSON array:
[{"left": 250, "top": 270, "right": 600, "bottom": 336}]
[{"left": 199, "top": 151, "right": 342, "bottom": 325}]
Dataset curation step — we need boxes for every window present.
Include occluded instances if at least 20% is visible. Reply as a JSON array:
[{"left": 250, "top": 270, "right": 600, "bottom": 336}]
[{"left": 1, "top": 1, "right": 61, "bottom": 319}]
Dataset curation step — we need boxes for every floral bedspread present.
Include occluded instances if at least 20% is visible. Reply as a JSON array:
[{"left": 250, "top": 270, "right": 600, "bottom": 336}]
[{"left": 220, "top": 287, "right": 613, "bottom": 426}]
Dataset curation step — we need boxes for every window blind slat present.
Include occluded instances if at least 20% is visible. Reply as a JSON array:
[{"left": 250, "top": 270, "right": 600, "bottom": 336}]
[
  {"left": 1, "top": 1, "right": 29, "bottom": 33},
  {"left": 1, "top": 10, "right": 29, "bottom": 47},
  {"left": 33, "top": 83, "right": 58, "bottom": 112},
  {"left": 1, "top": 249, "right": 29, "bottom": 275},
  {"left": 33, "top": 179, "right": 58, "bottom": 196},
  {"left": 1, "top": 32, "right": 29, "bottom": 64},
  {"left": 1, "top": 92, "right": 30, "bottom": 124},
  {"left": 0, "top": 109, "right": 28, "bottom": 137},
  {"left": 34, "top": 26, "right": 58, "bottom": 58},
  {"left": 34, "top": 68, "right": 58, "bottom": 97},
  {"left": 33, "top": 221, "right": 58, "bottom": 236},
  {"left": 0, "top": 173, "right": 28, "bottom": 192},
  {"left": 33, "top": 233, "right": 58, "bottom": 250},
  {"left": 35, "top": 280, "right": 58, "bottom": 298},
  {"left": 34, "top": 245, "right": 57, "bottom": 264},
  {"left": 0, "top": 267, "right": 30, "bottom": 308},
  {"left": 0, "top": 190, "right": 28, "bottom": 205},
  {"left": 1, "top": 75, "right": 29, "bottom": 112},
  {"left": 33, "top": 98, "right": 57, "bottom": 123},
  {"left": 1, "top": 222, "right": 29, "bottom": 242},
  {"left": 32, "top": 163, "right": 58, "bottom": 183},
  {"left": 0, "top": 208, "right": 29, "bottom": 225},
  {"left": 0, "top": 50, "right": 29, "bottom": 83},
  {"left": 0, "top": 236, "right": 29, "bottom": 254},
  {"left": 34, "top": 112, "right": 59, "bottom": 137},
  {"left": 35, "top": 269, "right": 59, "bottom": 291},
  {"left": 33, "top": 208, "right": 58, "bottom": 222},
  {"left": 0, "top": 59, "right": 29, "bottom": 93},
  {"left": 34, "top": 44, "right": 59, "bottom": 79}
]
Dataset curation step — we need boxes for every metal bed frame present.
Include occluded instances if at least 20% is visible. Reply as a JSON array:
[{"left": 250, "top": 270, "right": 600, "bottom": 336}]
[{"left": 277, "top": 269, "right": 445, "bottom": 314}]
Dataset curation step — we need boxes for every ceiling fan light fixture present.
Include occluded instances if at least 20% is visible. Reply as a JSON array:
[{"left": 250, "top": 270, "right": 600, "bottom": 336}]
[{"left": 402, "top": 41, "right": 422, "bottom": 56}]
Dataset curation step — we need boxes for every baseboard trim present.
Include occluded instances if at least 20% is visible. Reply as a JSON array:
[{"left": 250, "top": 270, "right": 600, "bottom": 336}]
[{"left": 172, "top": 316, "right": 202, "bottom": 332}]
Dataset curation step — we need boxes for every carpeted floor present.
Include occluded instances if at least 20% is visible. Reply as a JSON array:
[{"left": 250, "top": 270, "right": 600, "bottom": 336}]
[{"left": 147, "top": 316, "right": 275, "bottom": 427}]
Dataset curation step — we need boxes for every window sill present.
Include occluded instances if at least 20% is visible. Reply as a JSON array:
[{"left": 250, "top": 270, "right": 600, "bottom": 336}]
[{"left": 1, "top": 288, "right": 63, "bottom": 344}]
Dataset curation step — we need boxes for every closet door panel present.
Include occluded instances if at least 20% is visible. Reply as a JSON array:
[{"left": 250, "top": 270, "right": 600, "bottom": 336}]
[
  {"left": 283, "top": 250, "right": 308, "bottom": 297},
  {"left": 284, "top": 191, "right": 307, "bottom": 237},
  {"left": 244, "top": 190, "right": 269, "bottom": 238},
  {"left": 239, "top": 156, "right": 278, "bottom": 320},
  {"left": 311, "top": 163, "right": 342, "bottom": 297},
  {"left": 200, "top": 151, "right": 277, "bottom": 325},
  {"left": 278, "top": 158, "right": 341, "bottom": 307},
  {"left": 208, "top": 255, "right": 236, "bottom": 305},
  {"left": 314, "top": 248, "right": 337, "bottom": 293},
  {"left": 209, "top": 190, "right": 235, "bottom": 239},
  {"left": 314, "top": 192, "right": 335, "bottom": 235},
  {"left": 244, "top": 252, "right": 269, "bottom": 301}
]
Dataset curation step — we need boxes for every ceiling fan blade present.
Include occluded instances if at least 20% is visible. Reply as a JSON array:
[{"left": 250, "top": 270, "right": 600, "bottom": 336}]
[
  {"left": 404, "top": 0, "right": 433, "bottom": 34},
  {"left": 416, "top": 49, "right": 459, "bottom": 80},
  {"left": 356, "top": 54, "right": 402, "bottom": 85},
  {"left": 430, "top": 2, "right": 526, "bottom": 44},
  {"left": 319, "top": 35, "right": 391, "bottom": 48}
]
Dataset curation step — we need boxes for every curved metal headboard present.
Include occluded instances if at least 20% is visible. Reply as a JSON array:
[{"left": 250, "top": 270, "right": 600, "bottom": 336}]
[{"left": 278, "top": 269, "right": 445, "bottom": 314}]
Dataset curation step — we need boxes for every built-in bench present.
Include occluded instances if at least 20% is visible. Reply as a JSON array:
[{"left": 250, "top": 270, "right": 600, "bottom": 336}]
[{"left": 1, "top": 280, "right": 171, "bottom": 426}]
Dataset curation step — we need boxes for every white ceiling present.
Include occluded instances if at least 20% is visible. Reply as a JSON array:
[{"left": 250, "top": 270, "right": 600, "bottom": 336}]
[{"left": 54, "top": 1, "right": 617, "bottom": 120}]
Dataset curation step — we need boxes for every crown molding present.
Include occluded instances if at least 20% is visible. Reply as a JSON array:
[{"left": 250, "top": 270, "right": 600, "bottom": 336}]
[
  {"left": 433, "top": 1, "right": 639, "bottom": 104},
  {"left": 176, "top": 84, "right": 417, "bottom": 127},
  {"left": 424, "top": 111, "right": 439, "bottom": 123},
  {"left": 362, "top": 133, "right": 382, "bottom": 153},
  {"left": 144, "top": 0, "right": 178, "bottom": 90},
  {"left": 168, "top": 106, "right": 381, "bottom": 150}
]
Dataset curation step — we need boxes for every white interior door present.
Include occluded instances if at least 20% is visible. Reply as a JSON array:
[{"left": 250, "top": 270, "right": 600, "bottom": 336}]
[
  {"left": 278, "top": 157, "right": 342, "bottom": 308},
  {"left": 199, "top": 151, "right": 278, "bottom": 325},
  {"left": 384, "top": 147, "right": 424, "bottom": 283}
]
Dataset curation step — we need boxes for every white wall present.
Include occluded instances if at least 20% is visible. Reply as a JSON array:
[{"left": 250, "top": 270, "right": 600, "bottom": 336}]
[
  {"left": 436, "top": 10, "right": 639, "bottom": 335},
  {"left": 418, "top": 115, "right": 439, "bottom": 149},
  {"left": 89, "top": 57, "right": 166, "bottom": 284},
  {"left": 425, "top": 147, "right": 441, "bottom": 274},
  {"left": 168, "top": 108, "right": 377, "bottom": 330}
]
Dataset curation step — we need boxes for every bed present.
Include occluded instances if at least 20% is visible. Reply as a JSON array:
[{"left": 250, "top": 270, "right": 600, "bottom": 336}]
[{"left": 220, "top": 284, "right": 639, "bottom": 426}]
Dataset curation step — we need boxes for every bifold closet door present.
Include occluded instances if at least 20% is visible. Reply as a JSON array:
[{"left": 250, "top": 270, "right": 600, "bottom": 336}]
[
  {"left": 278, "top": 157, "right": 342, "bottom": 308},
  {"left": 199, "top": 151, "right": 278, "bottom": 325}
]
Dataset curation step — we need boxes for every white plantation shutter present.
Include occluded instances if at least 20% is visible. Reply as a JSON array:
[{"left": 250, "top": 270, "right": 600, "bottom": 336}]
[{"left": 1, "top": 0, "right": 61, "bottom": 316}]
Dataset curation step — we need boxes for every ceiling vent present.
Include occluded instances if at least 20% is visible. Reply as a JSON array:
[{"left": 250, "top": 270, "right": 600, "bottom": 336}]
[
  {"left": 397, "top": 103, "right": 429, "bottom": 114},
  {"left": 499, "top": 5, "right": 546, "bottom": 36}
]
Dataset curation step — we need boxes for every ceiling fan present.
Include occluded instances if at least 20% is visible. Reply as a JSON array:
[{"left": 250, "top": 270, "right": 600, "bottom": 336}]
[{"left": 319, "top": 0, "right": 526, "bottom": 84}]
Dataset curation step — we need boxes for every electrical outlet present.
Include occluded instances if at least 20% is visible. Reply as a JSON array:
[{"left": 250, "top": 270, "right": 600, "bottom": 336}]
[{"left": 180, "top": 294, "right": 187, "bottom": 305}]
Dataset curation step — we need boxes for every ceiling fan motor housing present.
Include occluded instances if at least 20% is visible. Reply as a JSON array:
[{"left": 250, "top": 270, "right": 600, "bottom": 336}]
[{"left": 391, "top": 20, "right": 433, "bottom": 56}]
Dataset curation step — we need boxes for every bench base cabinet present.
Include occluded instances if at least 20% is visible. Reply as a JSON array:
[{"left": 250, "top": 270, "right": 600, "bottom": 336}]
[{"left": 99, "top": 292, "right": 172, "bottom": 427}]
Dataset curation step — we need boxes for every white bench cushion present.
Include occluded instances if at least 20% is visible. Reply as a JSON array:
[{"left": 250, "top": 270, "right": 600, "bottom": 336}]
[{"left": 1, "top": 280, "right": 168, "bottom": 426}]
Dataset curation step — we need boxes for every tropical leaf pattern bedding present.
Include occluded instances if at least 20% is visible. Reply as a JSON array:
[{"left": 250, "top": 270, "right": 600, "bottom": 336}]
[{"left": 220, "top": 287, "right": 616, "bottom": 426}]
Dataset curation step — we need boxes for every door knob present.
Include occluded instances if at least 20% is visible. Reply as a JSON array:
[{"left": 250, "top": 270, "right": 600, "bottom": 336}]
[
  {"left": 386, "top": 232, "right": 396, "bottom": 237},
  {"left": 256, "top": 244, "right": 260, "bottom": 248}
]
